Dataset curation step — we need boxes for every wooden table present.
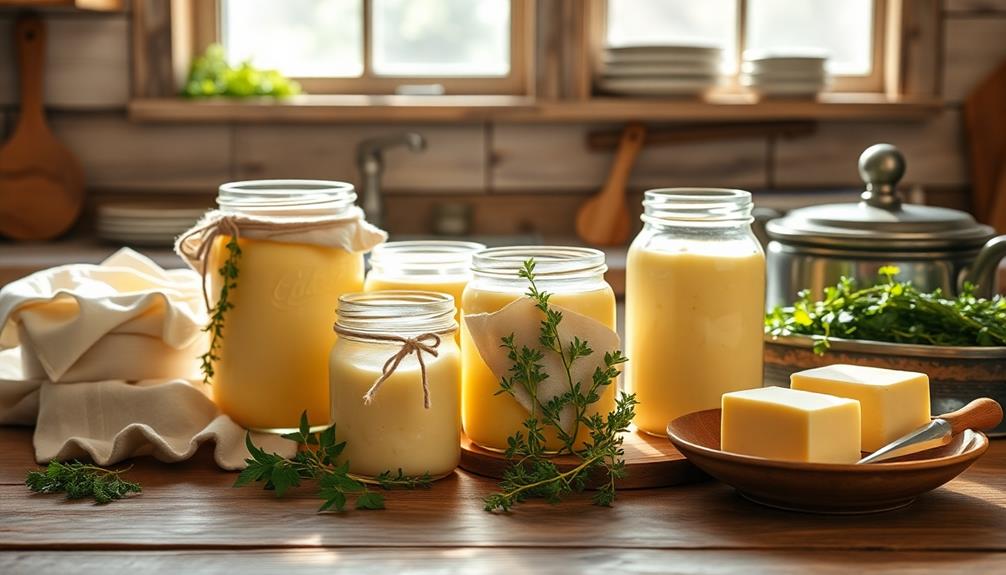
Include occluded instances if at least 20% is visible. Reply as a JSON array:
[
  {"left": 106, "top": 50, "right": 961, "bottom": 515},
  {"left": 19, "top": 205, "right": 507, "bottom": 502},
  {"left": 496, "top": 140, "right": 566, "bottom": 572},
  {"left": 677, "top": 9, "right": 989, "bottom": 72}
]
[{"left": 1, "top": 428, "right": 1004, "bottom": 574}]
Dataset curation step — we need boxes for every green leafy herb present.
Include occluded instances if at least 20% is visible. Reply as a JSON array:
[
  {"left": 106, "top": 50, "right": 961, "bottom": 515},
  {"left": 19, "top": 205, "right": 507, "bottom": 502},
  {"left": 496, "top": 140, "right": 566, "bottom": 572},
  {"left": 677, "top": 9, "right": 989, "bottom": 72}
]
[
  {"left": 183, "top": 44, "right": 302, "bottom": 98},
  {"left": 25, "top": 461, "right": 141, "bottom": 504},
  {"left": 766, "top": 266, "right": 1006, "bottom": 354},
  {"left": 484, "top": 259, "right": 637, "bottom": 512},
  {"left": 235, "top": 412, "right": 432, "bottom": 512},
  {"left": 200, "top": 236, "right": 241, "bottom": 385}
]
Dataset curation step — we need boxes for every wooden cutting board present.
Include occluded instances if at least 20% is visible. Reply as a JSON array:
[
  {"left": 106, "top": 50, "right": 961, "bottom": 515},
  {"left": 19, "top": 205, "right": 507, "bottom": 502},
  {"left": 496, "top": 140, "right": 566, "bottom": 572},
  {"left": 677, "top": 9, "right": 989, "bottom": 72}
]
[
  {"left": 0, "top": 15, "right": 85, "bottom": 241},
  {"left": 460, "top": 428, "right": 705, "bottom": 489}
]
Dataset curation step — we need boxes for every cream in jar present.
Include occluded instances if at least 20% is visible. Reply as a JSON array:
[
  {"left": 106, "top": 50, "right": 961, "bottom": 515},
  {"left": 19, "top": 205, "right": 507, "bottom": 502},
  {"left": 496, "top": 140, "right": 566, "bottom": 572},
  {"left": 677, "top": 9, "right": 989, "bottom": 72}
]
[
  {"left": 626, "top": 189, "right": 765, "bottom": 436},
  {"left": 330, "top": 291, "right": 460, "bottom": 479},
  {"left": 460, "top": 246, "right": 616, "bottom": 452}
]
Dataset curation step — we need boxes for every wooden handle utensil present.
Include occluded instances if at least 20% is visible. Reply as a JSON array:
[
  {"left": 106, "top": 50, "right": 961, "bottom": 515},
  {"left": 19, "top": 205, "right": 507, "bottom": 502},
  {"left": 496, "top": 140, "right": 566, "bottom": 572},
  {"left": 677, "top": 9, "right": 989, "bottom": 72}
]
[{"left": 575, "top": 122, "right": 645, "bottom": 246}]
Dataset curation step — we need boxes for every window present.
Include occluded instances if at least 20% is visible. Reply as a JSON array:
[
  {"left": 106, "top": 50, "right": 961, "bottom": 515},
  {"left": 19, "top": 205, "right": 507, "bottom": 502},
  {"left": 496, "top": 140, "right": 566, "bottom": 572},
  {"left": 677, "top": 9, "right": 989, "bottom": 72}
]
[
  {"left": 603, "top": 0, "right": 884, "bottom": 92},
  {"left": 209, "top": 0, "right": 528, "bottom": 95}
]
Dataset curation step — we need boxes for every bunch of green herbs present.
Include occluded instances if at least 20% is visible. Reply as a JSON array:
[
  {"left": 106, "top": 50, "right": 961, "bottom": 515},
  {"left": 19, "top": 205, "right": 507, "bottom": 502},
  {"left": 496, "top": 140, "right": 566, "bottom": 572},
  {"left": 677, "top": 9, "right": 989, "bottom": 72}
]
[
  {"left": 484, "top": 259, "right": 637, "bottom": 512},
  {"left": 183, "top": 44, "right": 302, "bottom": 98},
  {"left": 200, "top": 235, "right": 241, "bottom": 385},
  {"left": 765, "top": 265, "right": 1006, "bottom": 354},
  {"left": 25, "top": 461, "right": 141, "bottom": 504},
  {"left": 235, "top": 412, "right": 432, "bottom": 512}
]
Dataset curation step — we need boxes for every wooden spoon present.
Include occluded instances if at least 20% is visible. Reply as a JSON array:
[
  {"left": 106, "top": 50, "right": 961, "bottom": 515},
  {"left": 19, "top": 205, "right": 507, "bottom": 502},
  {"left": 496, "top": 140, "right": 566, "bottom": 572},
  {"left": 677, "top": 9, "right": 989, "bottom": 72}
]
[
  {"left": 575, "top": 122, "right": 646, "bottom": 246},
  {"left": 0, "top": 15, "right": 85, "bottom": 240}
]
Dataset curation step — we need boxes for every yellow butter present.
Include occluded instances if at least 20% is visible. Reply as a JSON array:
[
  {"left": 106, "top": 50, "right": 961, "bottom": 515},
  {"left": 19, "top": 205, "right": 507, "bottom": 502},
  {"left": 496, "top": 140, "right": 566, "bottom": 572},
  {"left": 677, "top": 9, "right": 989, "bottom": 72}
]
[
  {"left": 790, "top": 364, "right": 930, "bottom": 452},
  {"left": 721, "top": 386, "right": 862, "bottom": 464}
]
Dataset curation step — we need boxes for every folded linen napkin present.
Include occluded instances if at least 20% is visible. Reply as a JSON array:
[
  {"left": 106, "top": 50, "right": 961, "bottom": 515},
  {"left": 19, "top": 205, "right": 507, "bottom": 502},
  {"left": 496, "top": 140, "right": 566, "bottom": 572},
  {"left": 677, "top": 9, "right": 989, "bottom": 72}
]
[{"left": 0, "top": 250, "right": 296, "bottom": 468}]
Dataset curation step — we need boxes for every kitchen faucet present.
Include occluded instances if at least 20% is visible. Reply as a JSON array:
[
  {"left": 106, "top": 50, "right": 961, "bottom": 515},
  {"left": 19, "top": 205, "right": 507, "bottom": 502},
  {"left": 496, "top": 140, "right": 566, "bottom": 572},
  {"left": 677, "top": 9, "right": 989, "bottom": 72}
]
[{"left": 356, "top": 132, "right": 427, "bottom": 228}]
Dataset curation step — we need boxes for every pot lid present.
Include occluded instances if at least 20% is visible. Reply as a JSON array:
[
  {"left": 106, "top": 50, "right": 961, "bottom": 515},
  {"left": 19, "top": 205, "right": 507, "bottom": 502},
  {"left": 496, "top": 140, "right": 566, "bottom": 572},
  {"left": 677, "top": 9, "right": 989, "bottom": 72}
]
[{"left": 766, "top": 144, "right": 995, "bottom": 250}]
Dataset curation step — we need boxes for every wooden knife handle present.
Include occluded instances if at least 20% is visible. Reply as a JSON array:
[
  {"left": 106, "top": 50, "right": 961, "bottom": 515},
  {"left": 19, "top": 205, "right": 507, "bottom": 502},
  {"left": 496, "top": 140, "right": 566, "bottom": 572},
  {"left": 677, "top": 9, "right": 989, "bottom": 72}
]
[
  {"left": 15, "top": 14, "right": 46, "bottom": 122},
  {"left": 941, "top": 398, "right": 1004, "bottom": 435}
]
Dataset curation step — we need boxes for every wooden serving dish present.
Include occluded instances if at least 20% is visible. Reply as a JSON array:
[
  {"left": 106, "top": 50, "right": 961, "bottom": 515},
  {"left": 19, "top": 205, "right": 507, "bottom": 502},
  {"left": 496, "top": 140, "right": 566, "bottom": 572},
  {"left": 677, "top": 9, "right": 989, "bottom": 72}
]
[{"left": 667, "top": 409, "right": 989, "bottom": 514}]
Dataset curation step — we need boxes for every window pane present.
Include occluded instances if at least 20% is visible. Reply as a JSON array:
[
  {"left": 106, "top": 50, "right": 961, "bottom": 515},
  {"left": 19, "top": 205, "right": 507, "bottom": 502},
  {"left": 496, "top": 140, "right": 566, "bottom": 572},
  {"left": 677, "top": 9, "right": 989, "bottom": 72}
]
[
  {"left": 746, "top": 0, "right": 874, "bottom": 75},
  {"left": 222, "top": 0, "right": 363, "bottom": 78},
  {"left": 372, "top": 0, "right": 510, "bottom": 77},
  {"left": 606, "top": 0, "right": 738, "bottom": 72}
]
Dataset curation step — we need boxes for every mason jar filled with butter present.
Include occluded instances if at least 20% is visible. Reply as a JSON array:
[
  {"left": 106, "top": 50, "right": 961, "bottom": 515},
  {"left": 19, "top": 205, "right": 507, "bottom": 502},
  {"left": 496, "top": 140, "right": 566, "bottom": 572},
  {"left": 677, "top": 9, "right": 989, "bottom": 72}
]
[
  {"left": 461, "top": 246, "right": 616, "bottom": 452},
  {"left": 176, "top": 180, "right": 386, "bottom": 433},
  {"left": 364, "top": 240, "right": 485, "bottom": 334},
  {"left": 626, "top": 188, "right": 765, "bottom": 436},
  {"left": 331, "top": 290, "right": 460, "bottom": 479}
]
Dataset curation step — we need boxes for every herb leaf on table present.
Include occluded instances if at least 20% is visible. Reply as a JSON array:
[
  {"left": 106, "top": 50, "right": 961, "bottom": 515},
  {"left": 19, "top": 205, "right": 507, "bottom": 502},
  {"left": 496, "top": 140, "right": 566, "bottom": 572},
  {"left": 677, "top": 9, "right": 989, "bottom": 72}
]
[
  {"left": 484, "top": 259, "right": 637, "bottom": 512},
  {"left": 236, "top": 412, "right": 432, "bottom": 512},
  {"left": 25, "top": 461, "right": 141, "bottom": 504},
  {"left": 765, "top": 266, "right": 1006, "bottom": 354}
]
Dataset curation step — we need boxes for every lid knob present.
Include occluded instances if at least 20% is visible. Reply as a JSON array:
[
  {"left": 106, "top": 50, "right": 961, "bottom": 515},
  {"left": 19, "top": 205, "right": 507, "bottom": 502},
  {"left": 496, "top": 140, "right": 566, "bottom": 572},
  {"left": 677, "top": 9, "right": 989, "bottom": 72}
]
[{"left": 859, "top": 143, "right": 905, "bottom": 209}]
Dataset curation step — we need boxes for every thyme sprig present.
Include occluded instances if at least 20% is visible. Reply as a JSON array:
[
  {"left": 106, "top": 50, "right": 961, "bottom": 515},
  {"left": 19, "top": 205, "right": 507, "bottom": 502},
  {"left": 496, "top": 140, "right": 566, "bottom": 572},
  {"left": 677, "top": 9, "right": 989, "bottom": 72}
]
[
  {"left": 25, "top": 461, "right": 141, "bottom": 504},
  {"left": 485, "top": 259, "right": 636, "bottom": 512},
  {"left": 235, "top": 412, "right": 432, "bottom": 512},
  {"left": 766, "top": 265, "right": 1006, "bottom": 354},
  {"left": 200, "top": 236, "right": 241, "bottom": 385}
]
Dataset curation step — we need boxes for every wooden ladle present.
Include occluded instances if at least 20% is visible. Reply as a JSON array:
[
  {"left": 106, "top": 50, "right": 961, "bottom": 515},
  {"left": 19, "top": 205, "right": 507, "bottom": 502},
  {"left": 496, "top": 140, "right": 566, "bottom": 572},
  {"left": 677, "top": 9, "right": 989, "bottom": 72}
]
[
  {"left": 0, "top": 15, "right": 85, "bottom": 240},
  {"left": 575, "top": 122, "right": 646, "bottom": 246}
]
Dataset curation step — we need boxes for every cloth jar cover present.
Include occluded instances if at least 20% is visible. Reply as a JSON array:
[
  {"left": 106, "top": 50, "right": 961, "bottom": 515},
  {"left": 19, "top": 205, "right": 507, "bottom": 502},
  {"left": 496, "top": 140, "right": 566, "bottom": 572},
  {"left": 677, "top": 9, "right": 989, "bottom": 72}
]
[{"left": 0, "top": 249, "right": 294, "bottom": 468}]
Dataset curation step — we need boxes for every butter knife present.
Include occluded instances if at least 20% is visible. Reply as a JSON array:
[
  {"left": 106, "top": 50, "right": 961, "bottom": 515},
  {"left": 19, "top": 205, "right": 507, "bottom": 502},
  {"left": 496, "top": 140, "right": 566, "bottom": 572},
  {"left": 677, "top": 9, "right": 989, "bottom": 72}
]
[{"left": 858, "top": 398, "right": 1003, "bottom": 464}]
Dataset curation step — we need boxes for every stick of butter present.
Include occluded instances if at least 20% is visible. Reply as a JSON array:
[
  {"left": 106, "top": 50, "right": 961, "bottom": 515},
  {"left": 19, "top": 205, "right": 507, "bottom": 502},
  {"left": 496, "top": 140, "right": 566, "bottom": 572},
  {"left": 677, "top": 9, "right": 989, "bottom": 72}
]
[
  {"left": 790, "top": 364, "right": 931, "bottom": 452},
  {"left": 721, "top": 386, "right": 862, "bottom": 464}
]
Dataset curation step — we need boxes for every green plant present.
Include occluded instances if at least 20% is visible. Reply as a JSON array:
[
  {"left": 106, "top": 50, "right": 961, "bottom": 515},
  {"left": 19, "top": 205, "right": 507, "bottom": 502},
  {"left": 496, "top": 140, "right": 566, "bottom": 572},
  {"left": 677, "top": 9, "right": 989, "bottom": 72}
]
[
  {"left": 25, "top": 461, "right": 141, "bottom": 504},
  {"left": 200, "top": 235, "right": 241, "bottom": 385},
  {"left": 235, "top": 412, "right": 432, "bottom": 512},
  {"left": 183, "top": 44, "right": 302, "bottom": 98},
  {"left": 766, "top": 266, "right": 1006, "bottom": 354},
  {"left": 484, "top": 260, "right": 637, "bottom": 512}
]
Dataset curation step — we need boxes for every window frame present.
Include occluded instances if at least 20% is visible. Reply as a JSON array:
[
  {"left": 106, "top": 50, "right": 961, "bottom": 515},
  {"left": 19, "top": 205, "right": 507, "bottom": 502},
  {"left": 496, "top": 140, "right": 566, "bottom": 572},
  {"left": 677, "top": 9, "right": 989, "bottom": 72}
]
[
  {"left": 188, "top": 0, "right": 533, "bottom": 96},
  {"left": 592, "top": 0, "right": 888, "bottom": 95}
]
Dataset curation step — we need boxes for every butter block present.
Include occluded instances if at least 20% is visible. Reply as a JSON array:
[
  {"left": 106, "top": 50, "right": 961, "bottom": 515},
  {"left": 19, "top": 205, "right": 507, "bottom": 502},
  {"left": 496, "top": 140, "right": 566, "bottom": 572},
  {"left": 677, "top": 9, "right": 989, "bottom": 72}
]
[
  {"left": 790, "top": 364, "right": 930, "bottom": 452},
  {"left": 721, "top": 386, "right": 862, "bottom": 464}
]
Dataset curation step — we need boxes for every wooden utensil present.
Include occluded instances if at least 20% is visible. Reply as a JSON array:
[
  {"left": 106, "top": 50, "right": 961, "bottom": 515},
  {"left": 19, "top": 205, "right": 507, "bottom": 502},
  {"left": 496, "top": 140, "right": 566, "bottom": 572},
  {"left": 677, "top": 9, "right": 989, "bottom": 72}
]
[
  {"left": 964, "top": 60, "right": 1006, "bottom": 230},
  {"left": 667, "top": 408, "right": 989, "bottom": 514},
  {"left": 0, "top": 15, "right": 85, "bottom": 241},
  {"left": 575, "top": 122, "right": 645, "bottom": 246}
]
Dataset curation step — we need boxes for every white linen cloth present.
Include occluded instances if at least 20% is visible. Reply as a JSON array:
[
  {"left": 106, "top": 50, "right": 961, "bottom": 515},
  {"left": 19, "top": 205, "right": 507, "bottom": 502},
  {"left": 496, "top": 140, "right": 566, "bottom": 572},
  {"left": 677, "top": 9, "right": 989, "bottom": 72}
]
[{"left": 0, "top": 249, "right": 295, "bottom": 468}]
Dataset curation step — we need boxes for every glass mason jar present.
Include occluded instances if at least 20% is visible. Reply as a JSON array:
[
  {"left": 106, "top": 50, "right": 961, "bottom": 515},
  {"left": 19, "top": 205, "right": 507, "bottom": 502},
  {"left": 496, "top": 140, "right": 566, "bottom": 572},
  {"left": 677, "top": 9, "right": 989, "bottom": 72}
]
[
  {"left": 364, "top": 240, "right": 485, "bottom": 334},
  {"left": 626, "top": 189, "right": 766, "bottom": 436},
  {"left": 208, "top": 180, "right": 368, "bottom": 433},
  {"left": 330, "top": 290, "right": 460, "bottom": 479},
  {"left": 460, "top": 246, "right": 617, "bottom": 452}
]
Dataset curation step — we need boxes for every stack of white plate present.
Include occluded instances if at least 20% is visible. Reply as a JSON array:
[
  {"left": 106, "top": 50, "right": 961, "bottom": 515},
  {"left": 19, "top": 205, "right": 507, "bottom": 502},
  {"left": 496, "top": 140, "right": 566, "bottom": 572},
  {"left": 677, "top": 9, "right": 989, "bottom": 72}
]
[
  {"left": 598, "top": 45, "right": 722, "bottom": 97},
  {"left": 741, "top": 53, "right": 829, "bottom": 98},
  {"left": 96, "top": 202, "right": 208, "bottom": 247}
]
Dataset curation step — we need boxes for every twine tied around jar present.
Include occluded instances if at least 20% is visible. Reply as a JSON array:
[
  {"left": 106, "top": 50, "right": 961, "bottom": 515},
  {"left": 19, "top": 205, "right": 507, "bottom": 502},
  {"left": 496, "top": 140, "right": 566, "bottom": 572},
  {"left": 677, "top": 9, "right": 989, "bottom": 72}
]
[
  {"left": 333, "top": 326, "right": 455, "bottom": 409},
  {"left": 176, "top": 214, "right": 346, "bottom": 311}
]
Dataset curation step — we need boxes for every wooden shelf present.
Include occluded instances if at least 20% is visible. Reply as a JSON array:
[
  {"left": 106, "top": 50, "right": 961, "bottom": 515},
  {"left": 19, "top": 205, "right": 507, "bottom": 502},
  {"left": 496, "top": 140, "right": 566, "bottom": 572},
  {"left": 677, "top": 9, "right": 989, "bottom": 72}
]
[
  {"left": 128, "top": 93, "right": 944, "bottom": 125},
  {"left": 0, "top": 0, "right": 123, "bottom": 11}
]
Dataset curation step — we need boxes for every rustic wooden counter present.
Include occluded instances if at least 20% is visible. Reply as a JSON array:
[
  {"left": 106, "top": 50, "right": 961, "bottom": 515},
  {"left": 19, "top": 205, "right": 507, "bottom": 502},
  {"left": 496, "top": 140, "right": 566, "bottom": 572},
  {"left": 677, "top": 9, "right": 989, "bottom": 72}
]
[{"left": 1, "top": 428, "right": 1004, "bottom": 574}]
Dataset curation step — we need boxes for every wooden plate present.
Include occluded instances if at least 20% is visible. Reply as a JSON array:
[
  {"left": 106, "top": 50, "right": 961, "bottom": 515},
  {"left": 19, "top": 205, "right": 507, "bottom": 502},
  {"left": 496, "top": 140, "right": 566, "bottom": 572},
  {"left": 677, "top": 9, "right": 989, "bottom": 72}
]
[
  {"left": 666, "top": 409, "right": 989, "bottom": 514},
  {"left": 460, "top": 428, "right": 705, "bottom": 489}
]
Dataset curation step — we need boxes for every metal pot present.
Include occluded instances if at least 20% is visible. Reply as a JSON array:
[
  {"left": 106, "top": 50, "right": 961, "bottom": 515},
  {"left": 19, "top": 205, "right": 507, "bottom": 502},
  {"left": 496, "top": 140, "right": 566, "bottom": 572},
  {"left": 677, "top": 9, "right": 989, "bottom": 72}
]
[{"left": 764, "top": 144, "right": 1006, "bottom": 307}]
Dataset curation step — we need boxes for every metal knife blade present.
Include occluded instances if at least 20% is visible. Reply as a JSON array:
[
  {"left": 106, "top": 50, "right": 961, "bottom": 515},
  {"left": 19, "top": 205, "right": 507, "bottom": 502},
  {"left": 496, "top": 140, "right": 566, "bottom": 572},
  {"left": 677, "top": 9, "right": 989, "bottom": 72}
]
[{"left": 857, "top": 419, "right": 953, "bottom": 464}]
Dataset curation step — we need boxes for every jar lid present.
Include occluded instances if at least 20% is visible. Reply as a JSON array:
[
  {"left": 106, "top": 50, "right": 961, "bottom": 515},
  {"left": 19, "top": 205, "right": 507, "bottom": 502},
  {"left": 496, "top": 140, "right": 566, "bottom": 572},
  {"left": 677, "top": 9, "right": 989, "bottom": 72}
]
[{"left": 766, "top": 144, "right": 995, "bottom": 250}]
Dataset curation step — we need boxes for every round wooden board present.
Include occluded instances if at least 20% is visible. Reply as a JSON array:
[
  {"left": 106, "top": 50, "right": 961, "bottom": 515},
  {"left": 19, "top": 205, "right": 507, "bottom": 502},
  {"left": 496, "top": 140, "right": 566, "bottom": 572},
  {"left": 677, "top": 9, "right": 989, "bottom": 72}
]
[{"left": 460, "top": 428, "right": 705, "bottom": 489}]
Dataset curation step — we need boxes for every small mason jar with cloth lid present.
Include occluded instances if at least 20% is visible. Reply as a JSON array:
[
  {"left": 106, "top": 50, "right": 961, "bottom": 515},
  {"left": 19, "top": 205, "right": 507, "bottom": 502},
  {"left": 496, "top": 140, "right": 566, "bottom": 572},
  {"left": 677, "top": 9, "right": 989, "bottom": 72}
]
[
  {"left": 176, "top": 180, "right": 386, "bottom": 433},
  {"left": 330, "top": 290, "right": 460, "bottom": 480}
]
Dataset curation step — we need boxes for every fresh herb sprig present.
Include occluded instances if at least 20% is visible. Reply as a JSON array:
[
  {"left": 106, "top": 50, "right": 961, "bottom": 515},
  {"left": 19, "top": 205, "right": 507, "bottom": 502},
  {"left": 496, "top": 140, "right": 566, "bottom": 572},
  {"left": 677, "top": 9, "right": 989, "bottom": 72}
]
[
  {"left": 485, "top": 259, "right": 637, "bottom": 512},
  {"left": 25, "top": 461, "right": 141, "bottom": 504},
  {"left": 235, "top": 412, "right": 432, "bottom": 512},
  {"left": 766, "top": 265, "right": 1006, "bottom": 354},
  {"left": 200, "top": 236, "right": 241, "bottom": 385}
]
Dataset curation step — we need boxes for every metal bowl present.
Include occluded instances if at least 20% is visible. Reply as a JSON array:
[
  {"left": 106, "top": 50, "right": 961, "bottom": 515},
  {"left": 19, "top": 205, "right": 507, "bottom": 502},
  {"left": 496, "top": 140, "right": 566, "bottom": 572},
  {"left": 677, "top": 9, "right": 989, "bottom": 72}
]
[{"left": 764, "top": 334, "right": 1006, "bottom": 437}]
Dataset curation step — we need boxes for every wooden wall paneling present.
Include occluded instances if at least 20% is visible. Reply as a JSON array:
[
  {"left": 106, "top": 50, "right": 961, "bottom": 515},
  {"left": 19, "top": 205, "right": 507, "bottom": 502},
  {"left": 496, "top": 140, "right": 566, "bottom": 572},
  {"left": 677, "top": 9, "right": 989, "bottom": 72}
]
[
  {"left": 888, "top": 0, "right": 941, "bottom": 97},
  {"left": 944, "top": 0, "right": 1006, "bottom": 13},
  {"left": 49, "top": 113, "right": 231, "bottom": 192},
  {"left": 773, "top": 110, "right": 968, "bottom": 188},
  {"left": 233, "top": 124, "right": 486, "bottom": 192},
  {"left": 491, "top": 124, "right": 768, "bottom": 192},
  {"left": 0, "top": 14, "right": 129, "bottom": 108},
  {"left": 942, "top": 16, "right": 1006, "bottom": 102},
  {"left": 132, "top": 0, "right": 177, "bottom": 99}
]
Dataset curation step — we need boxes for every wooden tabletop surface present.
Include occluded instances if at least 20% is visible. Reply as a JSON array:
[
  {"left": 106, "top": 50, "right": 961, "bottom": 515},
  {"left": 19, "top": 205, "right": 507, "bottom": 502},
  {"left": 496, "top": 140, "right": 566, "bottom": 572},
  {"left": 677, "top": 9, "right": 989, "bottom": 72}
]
[{"left": 1, "top": 427, "right": 1004, "bottom": 574}]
